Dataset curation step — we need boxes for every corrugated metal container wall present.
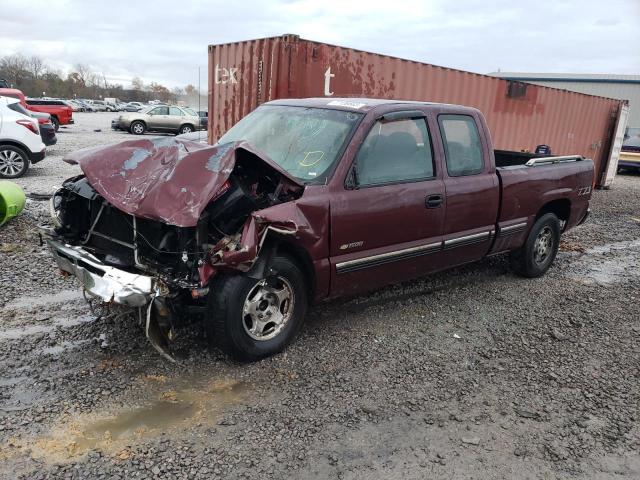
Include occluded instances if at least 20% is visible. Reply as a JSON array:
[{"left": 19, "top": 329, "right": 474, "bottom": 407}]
[{"left": 209, "top": 35, "right": 625, "bottom": 184}]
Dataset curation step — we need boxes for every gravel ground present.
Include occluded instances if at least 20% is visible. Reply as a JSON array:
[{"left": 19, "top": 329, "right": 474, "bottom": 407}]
[{"left": 0, "top": 113, "right": 639, "bottom": 479}]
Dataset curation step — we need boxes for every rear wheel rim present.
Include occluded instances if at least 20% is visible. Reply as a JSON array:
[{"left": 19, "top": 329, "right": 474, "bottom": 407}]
[
  {"left": 182, "top": 126, "right": 192, "bottom": 133},
  {"left": 0, "top": 149, "right": 25, "bottom": 176},
  {"left": 242, "top": 276, "right": 294, "bottom": 341},
  {"left": 533, "top": 226, "right": 554, "bottom": 264}
]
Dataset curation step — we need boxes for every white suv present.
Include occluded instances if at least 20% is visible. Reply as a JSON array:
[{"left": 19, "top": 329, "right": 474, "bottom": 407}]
[{"left": 0, "top": 96, "right": 46, "bottom": 178}]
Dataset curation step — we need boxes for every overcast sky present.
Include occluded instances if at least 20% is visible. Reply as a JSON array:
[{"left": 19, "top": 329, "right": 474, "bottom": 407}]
[{"left": 1, "top": 0, "right": 638, "bottom": 89}]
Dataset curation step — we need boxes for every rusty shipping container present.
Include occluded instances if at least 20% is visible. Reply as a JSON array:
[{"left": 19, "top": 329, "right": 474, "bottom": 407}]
[{"left": 208, "top": 34, "right": 627, "bottom": 186}]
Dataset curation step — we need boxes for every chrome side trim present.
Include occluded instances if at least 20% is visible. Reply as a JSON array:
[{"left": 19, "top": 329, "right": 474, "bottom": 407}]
[
  {"left": 525, "top": 155, "right": 583, "bottom": 166},
  {"left": 443, "top": 231, "right": 492, "bottom": 250},
  {"left": 336, "top": 241, "right": 441, "bottom": 274},
  {"left": 498, "top": 222, "right": 528, "bottom": 236}
]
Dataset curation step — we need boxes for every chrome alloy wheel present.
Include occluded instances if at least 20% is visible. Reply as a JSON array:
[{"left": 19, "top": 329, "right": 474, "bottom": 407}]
[
  {"left": 242, "top": 277, "right": 294, "bottom": 341},
  {"left": 132, "top": 123, "right": 144, "bottom": 134},
  {"left": 533, "top": 226, "right": 554, "bottom": 264},
  {"left": 0, "top": 149, "right": 26, "bottom": 177}
]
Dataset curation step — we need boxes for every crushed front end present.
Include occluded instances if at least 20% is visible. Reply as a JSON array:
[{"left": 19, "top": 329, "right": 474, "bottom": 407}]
[{"left": 42, "top": 138, "right": 304, "bottom": 360}]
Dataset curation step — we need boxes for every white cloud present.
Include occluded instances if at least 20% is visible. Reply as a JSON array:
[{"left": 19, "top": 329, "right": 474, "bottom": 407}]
[{"left": 0, "top": 0, "right": 638, "bottom": 88}]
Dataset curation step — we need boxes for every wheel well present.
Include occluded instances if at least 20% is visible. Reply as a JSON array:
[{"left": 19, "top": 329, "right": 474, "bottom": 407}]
[
  {"left": 181, "top": 123, "right": 195, "bottom": 130},
  {"left": 51, "top": 114, "right": 59, "bottom": 121},
  {"left": 275, "top": 240, "right": 316, "bottom": 300},
  {"left": 0, "top": 140, "right": 28, "bottom": 153},
  {"left": 536, "top": 199, "right": 571, "bottom": 225}
]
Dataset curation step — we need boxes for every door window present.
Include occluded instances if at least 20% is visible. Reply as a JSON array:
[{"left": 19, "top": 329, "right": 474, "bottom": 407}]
[
  {"left": 169, "top": 107, "right": 182, "bottom": 116},
  {"left": 150, "top": 106, "right": 169, "bottom": 115},
  {"left": 438, "top": 115, "right": 484, "bottom": 176},
  {"left": 355, "top": 118, "right": 433, "bottom": 186}
]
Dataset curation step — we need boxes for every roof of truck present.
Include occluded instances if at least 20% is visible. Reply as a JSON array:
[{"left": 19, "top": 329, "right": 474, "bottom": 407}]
[{"left": 265, "top": 97, "right": 477, "bottom": 114}]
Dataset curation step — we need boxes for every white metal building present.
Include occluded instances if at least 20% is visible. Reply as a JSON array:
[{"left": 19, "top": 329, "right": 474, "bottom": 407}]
[{"left": 488, "top": 73, "right": 640, "bottom": 129}]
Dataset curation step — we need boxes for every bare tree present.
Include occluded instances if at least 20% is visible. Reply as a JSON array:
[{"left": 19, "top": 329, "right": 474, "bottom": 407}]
[
  {"left": 73, "top": 63, "right": 93, "bottom": 86},
  {"left": 27, "top": 56, "right": 45, "bottom": 79},
  {"left": 0, "top": 54, "right": 29, "bottom": 85},
  {"left": 131, "top": 76, "right": 144, "bottom": 91},
  {"left": 184, "top": 84, "right": 197, "bottom": 95}
]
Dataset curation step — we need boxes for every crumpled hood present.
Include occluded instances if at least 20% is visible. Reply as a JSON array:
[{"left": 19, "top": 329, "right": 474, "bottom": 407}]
[{"left": 63, "top": 137, "right": 302, "bottom": 227}]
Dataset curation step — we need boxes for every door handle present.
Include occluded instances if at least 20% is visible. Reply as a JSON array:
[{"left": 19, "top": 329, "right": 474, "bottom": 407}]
[{"left": 425, "top": 194, "right": 444, "bottom": 208}]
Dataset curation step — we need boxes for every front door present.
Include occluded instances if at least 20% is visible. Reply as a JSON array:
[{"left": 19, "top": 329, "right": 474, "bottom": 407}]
[
  {"left": 330, "top": 115, "right": 446, "bottom": 297},
  {"left": 147, "top": 106, "right": 170, "bottom": 131}
]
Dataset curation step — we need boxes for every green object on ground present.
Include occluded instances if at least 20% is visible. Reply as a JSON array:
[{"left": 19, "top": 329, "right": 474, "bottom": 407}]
[{"left": 0, "top": 180, "right": 26, "bottom": 227}]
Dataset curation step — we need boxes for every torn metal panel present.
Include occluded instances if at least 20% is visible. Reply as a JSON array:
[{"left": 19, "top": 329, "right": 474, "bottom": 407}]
[{"left": 64, "top": 138, "right": 302, "bottom": 227}]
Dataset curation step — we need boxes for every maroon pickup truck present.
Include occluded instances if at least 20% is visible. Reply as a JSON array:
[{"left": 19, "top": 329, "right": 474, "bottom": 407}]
[{"left": 42, "top": 98, "right": 593, "bottom": 361}]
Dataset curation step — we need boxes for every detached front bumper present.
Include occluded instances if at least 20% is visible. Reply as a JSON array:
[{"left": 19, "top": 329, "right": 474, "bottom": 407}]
[{"left": 41, "top": 230, "right": 155, "bottom": 307}]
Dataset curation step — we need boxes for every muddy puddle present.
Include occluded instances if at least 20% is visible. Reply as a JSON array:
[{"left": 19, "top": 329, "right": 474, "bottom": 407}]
[
  {"left": 566, "top": 238, "right": 640, "bottom": 286},
  {"left": 0, "top": 314, "right": 96, "bottom": 341},
  {"left": 2, "top": 377, "right": 247, "bottom": 465}
]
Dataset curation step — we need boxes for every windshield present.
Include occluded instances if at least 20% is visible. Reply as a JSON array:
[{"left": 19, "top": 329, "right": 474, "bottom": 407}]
[{"left": 217, "top": 105, "right": 362, "bottom": 183}]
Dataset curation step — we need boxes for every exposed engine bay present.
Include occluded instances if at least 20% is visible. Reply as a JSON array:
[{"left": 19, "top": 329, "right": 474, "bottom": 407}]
[{"left": 51, "top": 150, "right": 301, "bottom": 287}]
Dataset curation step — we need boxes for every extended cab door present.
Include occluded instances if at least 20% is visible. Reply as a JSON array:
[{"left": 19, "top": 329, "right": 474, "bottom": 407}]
[
  {"left": 330, "top": 113, "right": 446, "bottom": 297},
  {"left": 434, "top": 112, "right": 499, "bottom": 266}
]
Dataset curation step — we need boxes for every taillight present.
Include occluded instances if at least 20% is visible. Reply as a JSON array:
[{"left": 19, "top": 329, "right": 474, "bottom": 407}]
[{"left": 16, "top": 119, "right": 38, "bottom": 134}]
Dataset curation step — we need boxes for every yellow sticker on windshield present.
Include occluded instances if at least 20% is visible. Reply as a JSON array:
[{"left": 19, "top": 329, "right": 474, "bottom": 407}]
[{"left": 300, "top": 151, "right": 325, "bottom": 167}]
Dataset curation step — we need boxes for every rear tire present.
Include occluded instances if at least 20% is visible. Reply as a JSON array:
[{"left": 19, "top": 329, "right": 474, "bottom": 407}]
[
  {"left": 179, "top": 124, "right": 194, "bottom": 134},
  {"left": 51, "top": 116, "right": 60, "bottom": 132},
  {"left": 510, "top": 213, "right": 560, "bottom": 278},
  {"left": 0, "top": 145, "right": 29, "bottom": 179},
  {"left": 206, "top": 254, "right": 308, "bottom": 361}
]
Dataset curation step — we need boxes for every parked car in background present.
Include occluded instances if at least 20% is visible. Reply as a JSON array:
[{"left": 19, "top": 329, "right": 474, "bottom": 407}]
[
  {"left": 28, "top": 110, "right": 57, "bottom": 146},
  {"left": 128, "top": 101, "right": 145, "bottom": 110},
  {"left": 120, "top": 102, "right": 142, "bottom": 112},
  {"left": 114, "top": 105, "right": 200, "bottom": 135},
  {"left": 0, "top": 78, "right": 8, "bottom": 88},
  {"left": 88, "top": 100, "right": 108, "bottom": 112},
  {"left": 104, "top": 98, "right": 120, "bottom": 112},
  {"left": 197, "top": 110, "right": 208, "bottom": 130},
  {"left": 0, "top": 96, "right": 46, "bottom": 178},
  {"left": 76, "top": 99, "right": 95, "bottom": 112},
  {"left": 619, "top": 127, "right": 640, "bottom": 172},
  {"left": 0, "top": 88, "right": 74, "bottom": 132},
  {"left": 25, "top": 98, "right": 74, "bottom": 131},
  {"left": 45, "top": 97, "right": 593, "bottom": 360},
  {"left": 65, "top": 100, "right": 85, "bottom": 112}
]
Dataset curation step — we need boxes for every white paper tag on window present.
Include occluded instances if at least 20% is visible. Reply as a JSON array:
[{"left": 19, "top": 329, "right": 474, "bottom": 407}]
[{"left": 327, "top": 100, "right": 366, "bottom": 110}]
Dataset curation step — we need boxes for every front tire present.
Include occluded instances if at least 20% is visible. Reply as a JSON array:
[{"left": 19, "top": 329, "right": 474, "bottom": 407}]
[
  {"left": 510, "top": 213, "right": 560, "bottom": 278},
  {"left": 0, "top": 145, "right": 30, "bottom": 179},
  {"left": 130, "top": 121, "right": 146, "bottom": 135},
  {"left": 206, "top": 254, "right": 308, "bottom": 361}
]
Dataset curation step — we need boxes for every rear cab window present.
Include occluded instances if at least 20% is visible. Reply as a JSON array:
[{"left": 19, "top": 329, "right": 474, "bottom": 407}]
[
  {"left": 355, "top": 118, "right": 434, "bottom": 187},
  {"left": 438, "top": 114, "right": 484, "bottom": 176}
]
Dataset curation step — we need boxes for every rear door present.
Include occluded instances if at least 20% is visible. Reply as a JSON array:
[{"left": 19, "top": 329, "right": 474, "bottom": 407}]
[
  {"left": 435, "top": 113, "right": 499, "bottom": 266},
  {"left": 167, "top": 107, "right": 184, "bottom": 131},
  {"left": 330, "top": 112, "right": 446, "bottom": 297}
]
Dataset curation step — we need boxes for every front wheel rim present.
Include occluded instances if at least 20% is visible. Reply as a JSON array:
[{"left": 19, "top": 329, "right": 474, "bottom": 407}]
[
  {"left": 533, "top": 226, "right": 554, "bottom": 264},
  {"left": 242, "top": 276, "right": 294, "bottom": 341},
  {"left": 133, "top": 123, "right": 143, "bottom": 134},
  {"left": 0, "top": 150, "right": 25, "bottom": 176}
]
